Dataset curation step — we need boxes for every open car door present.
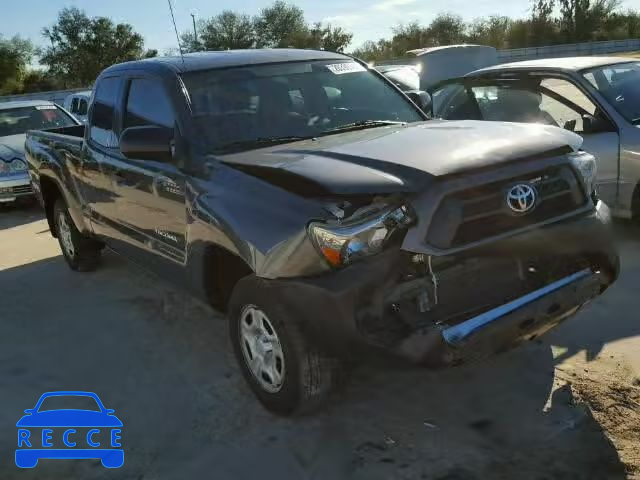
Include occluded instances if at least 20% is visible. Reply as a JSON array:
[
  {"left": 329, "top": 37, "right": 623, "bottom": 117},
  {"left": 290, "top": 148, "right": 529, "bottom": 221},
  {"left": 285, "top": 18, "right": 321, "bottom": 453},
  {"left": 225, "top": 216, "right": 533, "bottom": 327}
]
[{"left": 429, "top": 73, "right": 621, "bottom": 209}]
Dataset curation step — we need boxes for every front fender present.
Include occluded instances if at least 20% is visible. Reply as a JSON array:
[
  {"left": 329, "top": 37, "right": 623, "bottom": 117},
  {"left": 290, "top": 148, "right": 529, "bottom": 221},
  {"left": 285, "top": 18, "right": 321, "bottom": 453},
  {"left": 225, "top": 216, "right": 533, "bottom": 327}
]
[{"left": 186, "top": 161, "right": 331, "bottom": 279}]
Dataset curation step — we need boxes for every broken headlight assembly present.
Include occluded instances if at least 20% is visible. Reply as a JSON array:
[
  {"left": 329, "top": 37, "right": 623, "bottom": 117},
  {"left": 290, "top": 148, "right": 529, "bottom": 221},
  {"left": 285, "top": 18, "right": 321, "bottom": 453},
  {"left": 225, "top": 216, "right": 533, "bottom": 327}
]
[
  {"left": 308, "top": 204, "right": 415, "bottom": 267},
  {"left": 569, "top": 151, "right": 597, "bottom": 196},
  {"left": 0, "top": 158, "right": 27, "bottom": 175}
]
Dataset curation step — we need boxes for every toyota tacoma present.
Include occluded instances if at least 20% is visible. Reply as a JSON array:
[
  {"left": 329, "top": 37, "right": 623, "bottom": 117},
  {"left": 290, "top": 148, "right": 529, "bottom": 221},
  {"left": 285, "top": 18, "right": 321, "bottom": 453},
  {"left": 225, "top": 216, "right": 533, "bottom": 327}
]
[{"left": 25, "top": 49, "right": 618, "bottom": 414}]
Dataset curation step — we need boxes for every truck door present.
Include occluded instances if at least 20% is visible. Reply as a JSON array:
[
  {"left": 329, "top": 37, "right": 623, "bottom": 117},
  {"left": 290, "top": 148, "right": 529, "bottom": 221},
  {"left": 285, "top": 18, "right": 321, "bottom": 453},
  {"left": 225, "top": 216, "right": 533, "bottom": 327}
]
[
  {"left": 108, "top": 75, "right": 187, "bottom": 266},
  {"left": 80, "top": 76, "right": 123, "bottom": 238}
]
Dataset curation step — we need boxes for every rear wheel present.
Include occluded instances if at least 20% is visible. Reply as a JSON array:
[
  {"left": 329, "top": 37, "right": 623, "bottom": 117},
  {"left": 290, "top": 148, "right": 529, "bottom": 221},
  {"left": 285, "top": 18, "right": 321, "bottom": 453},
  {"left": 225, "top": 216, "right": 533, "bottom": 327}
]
[
  {"left": 54, "top": 198, "right": 102, "bottom": 271},
  {"left": 229, "top": 276, "right": 342, "bottom": 415}
]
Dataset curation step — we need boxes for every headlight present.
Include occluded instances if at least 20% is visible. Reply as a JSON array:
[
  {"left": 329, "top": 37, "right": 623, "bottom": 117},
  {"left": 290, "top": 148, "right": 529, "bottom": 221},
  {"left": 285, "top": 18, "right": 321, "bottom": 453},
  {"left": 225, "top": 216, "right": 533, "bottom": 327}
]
[
  {"left": 0, "top": 158, "right": 27, "bottom": 175},
  {"left": 308, "top": 204, "right": 414, "bottom": 267},
  {"left": 569, "top": 151, "right": 597, "bottom": 196}
]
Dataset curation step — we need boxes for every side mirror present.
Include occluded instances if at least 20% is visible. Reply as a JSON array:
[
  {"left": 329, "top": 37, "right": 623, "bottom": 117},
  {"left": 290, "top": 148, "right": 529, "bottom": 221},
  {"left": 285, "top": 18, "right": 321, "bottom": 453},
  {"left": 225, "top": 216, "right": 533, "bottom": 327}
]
[
  {"left": 24, "top": 409, "right": 33, "bottom": 414},
  {"left": 406, "top": 90, "right": 433, "bottom": 114},
  {"left": 582, "top": 113, "right": 613, "bottom": 134},
  {"left": 105, "top": 409, "right": 115, "bottom": 415},
  {"left": 120, "top": 126, "right": 173, "bottom": 162}
]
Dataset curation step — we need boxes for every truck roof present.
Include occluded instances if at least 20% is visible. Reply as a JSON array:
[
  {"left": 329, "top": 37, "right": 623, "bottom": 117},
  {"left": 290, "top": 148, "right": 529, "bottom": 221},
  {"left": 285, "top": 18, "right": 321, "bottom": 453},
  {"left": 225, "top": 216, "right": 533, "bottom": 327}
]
[
  {"left": 0, "top": 100, "right": 56, "bottom": 109},
  {"left": 102, "top": 49, "right": 352, "bottom": 75}
]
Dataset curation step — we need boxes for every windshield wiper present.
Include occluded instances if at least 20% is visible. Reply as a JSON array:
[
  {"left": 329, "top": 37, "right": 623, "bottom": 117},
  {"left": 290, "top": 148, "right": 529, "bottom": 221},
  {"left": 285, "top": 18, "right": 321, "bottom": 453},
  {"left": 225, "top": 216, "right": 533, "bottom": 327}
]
[
  {"left": 212, "top": 136, "right": 313, "bottom": 153},
  {"left": 320, "top": 120, "right": 407, "bottom": 136}
]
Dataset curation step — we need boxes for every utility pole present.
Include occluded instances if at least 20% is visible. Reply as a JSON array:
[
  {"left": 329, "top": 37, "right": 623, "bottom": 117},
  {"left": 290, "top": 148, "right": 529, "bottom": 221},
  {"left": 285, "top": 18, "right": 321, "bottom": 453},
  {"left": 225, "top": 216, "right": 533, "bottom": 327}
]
[{"left": 191, "top": 13, "right": 199, "bottom": 50}]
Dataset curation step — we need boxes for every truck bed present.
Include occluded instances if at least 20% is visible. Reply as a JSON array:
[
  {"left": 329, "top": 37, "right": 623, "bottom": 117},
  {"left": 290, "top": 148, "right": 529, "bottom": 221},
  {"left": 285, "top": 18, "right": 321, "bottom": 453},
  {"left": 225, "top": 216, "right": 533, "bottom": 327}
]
[
  {"left": 26, "top": 124, "right": 85, "bottom": 160},
  {"left": 26, "top": 124, "right": 85, "bottom": 146}
]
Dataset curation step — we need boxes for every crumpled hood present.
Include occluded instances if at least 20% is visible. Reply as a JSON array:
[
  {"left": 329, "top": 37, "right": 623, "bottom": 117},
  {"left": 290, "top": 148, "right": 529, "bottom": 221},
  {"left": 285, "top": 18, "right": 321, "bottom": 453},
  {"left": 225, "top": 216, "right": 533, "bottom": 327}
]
[
  {"left": 0, "top": 134, "right": 26, "bottom": 162},
  {"left": 220, "top": 120, "right": 583, "bottom": 195}
]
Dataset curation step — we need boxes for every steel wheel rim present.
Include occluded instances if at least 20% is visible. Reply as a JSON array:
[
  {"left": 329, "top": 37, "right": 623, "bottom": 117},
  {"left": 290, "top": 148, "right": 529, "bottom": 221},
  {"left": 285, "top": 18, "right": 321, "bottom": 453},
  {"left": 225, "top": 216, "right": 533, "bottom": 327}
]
[
  {"left": 239, "top": 305, "right": 285, "bottom": 393},
  {"left": 57, "top": 210, "right": 75, "bottom": 259}
]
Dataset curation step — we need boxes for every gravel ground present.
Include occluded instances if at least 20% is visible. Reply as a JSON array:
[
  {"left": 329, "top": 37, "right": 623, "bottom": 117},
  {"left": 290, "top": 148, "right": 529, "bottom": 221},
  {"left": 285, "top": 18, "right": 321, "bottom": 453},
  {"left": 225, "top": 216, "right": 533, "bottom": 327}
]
[{"left": 1, "top": 202, "right": 639, "bottom": 480}]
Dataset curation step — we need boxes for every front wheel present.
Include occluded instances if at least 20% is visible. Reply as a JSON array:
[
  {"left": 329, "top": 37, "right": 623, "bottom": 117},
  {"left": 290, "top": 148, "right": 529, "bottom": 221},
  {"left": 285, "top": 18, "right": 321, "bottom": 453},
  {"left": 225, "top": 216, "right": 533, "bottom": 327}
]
[
  {"left": 228, "top": 276, "right": 342, "bottom": 415},
  {"left": 54, "top": 198, "right": 102, "bottom": 271}
]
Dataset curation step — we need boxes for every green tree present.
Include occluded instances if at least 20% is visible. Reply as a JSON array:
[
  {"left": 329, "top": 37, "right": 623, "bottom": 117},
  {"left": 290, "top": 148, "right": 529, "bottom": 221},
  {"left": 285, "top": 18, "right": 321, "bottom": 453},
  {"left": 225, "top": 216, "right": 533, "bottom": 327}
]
[
  {"left": 316, "top": 23, "right": 353, "bottom": 52},
  {"left": 351, "top": 38, "right": 395, "bottom": 62},
  {"left": 559, "top": 0, "right": 620, "bottom": 41},
  {"left": 468, "top": 16, "right": 512, "bottom": 48},
  {"left": 21, "top": 70, "right": 63, "bottom": 93},
  {"left": 426, "top": 13, "right": 467, "bottom": 46},
  {"left": 288, "top": 22, "right": 353, "bottom": 51},
  {"left": 506, "top": 19, "right": 532, "bottom": 47},
  {"left": 0, "top": 35, "right": 34, "bottom": 94},
  {"left": 182, "top": 11, "right": 255, "bottom": 52},
  {"left": 530, "top": 0, "right": 559, "bottom": 45},
  {"left": 391, "top": 22, "right": 433, "bottom": 55},
  {"left": 40, "top": 7, "right": 146, "bottom": 87},
  {"left": 254, "top": 1, "right": 307, "bottom": 47}
]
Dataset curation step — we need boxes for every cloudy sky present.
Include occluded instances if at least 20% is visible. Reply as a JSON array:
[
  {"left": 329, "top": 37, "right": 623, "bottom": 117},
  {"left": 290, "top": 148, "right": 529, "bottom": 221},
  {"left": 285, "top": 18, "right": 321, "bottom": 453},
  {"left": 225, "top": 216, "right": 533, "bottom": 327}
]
[{"left": 3, "top": 0, "right": 638, "bottom": 54}]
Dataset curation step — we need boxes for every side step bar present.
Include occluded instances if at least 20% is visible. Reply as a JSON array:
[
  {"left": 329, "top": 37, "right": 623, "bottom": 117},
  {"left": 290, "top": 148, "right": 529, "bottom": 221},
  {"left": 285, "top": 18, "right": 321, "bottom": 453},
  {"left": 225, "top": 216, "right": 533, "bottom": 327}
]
[{"left": 442, "top": 268, "right": 592, "bottom": 346}]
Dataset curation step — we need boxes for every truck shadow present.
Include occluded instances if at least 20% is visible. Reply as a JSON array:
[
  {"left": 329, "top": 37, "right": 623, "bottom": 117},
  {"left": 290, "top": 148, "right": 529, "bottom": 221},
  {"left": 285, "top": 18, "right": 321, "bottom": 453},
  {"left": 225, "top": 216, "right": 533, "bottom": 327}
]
[
  {"left": 548, "top": 219, "right": 640, "bottom": 363},
  {"left": 2, "top": 219, "right": 638, "bottom": 479},
  {"left": 0, "top": 252, "right": 631, "bottom": 480}
]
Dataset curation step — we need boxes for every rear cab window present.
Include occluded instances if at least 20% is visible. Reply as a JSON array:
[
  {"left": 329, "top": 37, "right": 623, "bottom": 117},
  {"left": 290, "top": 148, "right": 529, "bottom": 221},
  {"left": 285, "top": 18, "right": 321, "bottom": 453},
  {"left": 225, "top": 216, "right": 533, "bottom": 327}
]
[
  {"left": 90, "top": 76, "right": 122, "bottom": 148},
  {"left": 124, "top": 78, "right": 175, "bottom": 129}
]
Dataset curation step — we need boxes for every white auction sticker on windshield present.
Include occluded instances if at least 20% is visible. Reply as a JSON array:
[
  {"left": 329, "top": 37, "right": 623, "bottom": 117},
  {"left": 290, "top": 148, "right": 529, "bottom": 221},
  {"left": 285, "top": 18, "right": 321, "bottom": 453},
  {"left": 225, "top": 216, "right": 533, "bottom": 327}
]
[
  {"left": 326, "top": 63, "right": 366, "bottom": 75},
  {"left": 35, "top": 105, "right": 57, "bottom": 110}
]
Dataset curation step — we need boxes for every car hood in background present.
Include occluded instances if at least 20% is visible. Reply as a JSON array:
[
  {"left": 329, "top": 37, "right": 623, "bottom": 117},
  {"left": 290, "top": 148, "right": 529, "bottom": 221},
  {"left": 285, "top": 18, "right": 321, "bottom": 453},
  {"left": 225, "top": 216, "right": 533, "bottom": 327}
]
[
  {"left": 0, "top": 134, "right": 26, "bottom": 161},
  {"left": 220, "top": 120, "right": 582, "bottom": 195}
]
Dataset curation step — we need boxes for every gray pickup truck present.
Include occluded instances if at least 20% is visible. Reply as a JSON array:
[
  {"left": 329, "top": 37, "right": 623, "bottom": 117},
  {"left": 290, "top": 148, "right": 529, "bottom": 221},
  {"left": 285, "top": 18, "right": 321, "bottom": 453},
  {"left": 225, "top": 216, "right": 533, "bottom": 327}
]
[{"left": 26, "top": 49, "right": 618, "bottom": 414}]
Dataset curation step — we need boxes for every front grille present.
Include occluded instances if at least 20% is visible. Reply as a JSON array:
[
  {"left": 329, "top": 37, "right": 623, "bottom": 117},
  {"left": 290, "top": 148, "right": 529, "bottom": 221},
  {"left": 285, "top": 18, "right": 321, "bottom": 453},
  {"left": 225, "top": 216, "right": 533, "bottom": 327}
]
[
  {"left": 0, "top": 184, "right": 32, "bottom": 195},
  {"left": 427, "top": 166, "right": 586, "bottom": 249}
]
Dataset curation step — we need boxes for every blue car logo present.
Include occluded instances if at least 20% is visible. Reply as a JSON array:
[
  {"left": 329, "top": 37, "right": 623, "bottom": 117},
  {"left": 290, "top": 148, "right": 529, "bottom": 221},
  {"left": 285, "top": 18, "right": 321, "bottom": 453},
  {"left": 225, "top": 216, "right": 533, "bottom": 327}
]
[{"left": 15, "top": 391, "right": 123, "bottom": 468}]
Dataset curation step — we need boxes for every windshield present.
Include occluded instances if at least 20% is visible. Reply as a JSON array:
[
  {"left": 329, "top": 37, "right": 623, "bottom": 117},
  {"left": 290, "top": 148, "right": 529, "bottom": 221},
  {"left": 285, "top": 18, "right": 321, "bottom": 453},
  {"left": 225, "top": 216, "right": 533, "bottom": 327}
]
[
  {"left": 0, "top": 105, "right": 76, "bottom": 137},
  {"left": 181, "top": 59, "right": 423, "bottom": 152},
  {"left": 583, "top": 61, "right": 640, "bottom": 124},
  {"left": 37, "top": 395, "right": 101, "bottom": 412}
]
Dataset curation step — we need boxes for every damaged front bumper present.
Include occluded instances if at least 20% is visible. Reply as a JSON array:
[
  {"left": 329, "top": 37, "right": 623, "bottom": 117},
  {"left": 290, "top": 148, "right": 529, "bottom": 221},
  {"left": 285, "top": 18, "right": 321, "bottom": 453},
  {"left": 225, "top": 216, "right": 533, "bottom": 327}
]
[{"left": 261, "top": 203, "right": 618, "bottom": 365}]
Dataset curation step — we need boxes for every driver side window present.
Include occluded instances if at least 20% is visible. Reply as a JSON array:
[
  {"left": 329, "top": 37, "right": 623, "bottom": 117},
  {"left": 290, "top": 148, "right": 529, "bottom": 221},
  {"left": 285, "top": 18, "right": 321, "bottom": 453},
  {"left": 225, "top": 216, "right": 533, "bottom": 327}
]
[
  {"left": 432, "top": 83, "right": 481, "bottom": 120},
  {"left": 538, "top": 79, "right": 597, "bottom": 133}
]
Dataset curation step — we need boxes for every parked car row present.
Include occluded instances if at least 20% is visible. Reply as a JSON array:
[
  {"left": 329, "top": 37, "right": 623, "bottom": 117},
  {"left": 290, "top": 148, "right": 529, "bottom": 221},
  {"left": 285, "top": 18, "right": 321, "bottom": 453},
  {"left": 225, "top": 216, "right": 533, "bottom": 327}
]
[
  {"left": 23, "top": 49, "right": 618, "bottom": 414},
  {"left": 0, "top": 101, "right": 79, "bottom": 204}
]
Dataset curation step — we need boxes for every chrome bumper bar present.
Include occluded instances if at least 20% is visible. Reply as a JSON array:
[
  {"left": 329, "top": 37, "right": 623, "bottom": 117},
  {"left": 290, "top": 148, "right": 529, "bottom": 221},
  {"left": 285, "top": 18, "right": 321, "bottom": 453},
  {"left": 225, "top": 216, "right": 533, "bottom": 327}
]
[{"left": 442, "top": 268, "right": 592, "bottom": 346}]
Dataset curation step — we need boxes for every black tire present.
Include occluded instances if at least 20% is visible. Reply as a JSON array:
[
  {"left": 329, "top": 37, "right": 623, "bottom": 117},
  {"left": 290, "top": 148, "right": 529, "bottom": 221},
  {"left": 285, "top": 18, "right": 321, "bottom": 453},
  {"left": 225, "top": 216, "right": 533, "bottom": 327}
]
[
  {"left": 228, "top": 275, "right": 342, "bottom": 415},
  {"left": 53, "top": 198, "right": 102, "bottom": 271}
]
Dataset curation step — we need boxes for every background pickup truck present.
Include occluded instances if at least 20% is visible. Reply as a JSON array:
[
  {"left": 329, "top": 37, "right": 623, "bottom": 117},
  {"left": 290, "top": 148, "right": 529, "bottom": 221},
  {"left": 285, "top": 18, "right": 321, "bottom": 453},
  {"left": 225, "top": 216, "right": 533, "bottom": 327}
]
[{"left": 26, "top": 49, "right": 618, "bottom": 415}]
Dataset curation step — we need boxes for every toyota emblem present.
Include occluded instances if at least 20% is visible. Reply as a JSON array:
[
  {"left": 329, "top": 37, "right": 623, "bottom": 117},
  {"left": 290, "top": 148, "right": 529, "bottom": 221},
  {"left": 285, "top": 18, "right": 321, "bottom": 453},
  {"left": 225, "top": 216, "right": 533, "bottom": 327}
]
[{"left": 506, "top": 184, "right": 537, "bottom": 214}]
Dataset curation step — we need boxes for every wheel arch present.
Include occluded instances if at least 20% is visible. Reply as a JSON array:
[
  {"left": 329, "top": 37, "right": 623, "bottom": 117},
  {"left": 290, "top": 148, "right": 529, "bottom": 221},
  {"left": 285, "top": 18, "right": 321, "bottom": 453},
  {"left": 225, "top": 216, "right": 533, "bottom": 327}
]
[
  {"left": 201, "top": 244, "right": 253, "bottom": 312},
  {"left": 39, "top": 175, "right": 63, "bottom": 237},
  {"left": 38, "top": 173, "right": 90, "bottom": 237}
]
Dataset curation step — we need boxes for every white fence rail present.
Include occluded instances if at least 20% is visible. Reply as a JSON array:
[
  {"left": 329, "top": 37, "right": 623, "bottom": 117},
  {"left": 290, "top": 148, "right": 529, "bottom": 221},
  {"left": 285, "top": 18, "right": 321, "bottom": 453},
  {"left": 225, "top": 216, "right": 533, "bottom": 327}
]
[
  {"left": 498, "top": 38, "right": 640, "bottom": 61},
  {"left": 0, "top": 88, "right": 89, "bottom": 106}
]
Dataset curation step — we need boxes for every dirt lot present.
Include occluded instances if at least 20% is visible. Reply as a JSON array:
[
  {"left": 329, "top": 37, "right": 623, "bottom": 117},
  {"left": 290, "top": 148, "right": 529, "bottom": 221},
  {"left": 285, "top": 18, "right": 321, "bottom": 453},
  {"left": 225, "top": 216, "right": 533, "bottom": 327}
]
[{"left": 1, "top": 203, "right": 639, "bottom": 480}]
